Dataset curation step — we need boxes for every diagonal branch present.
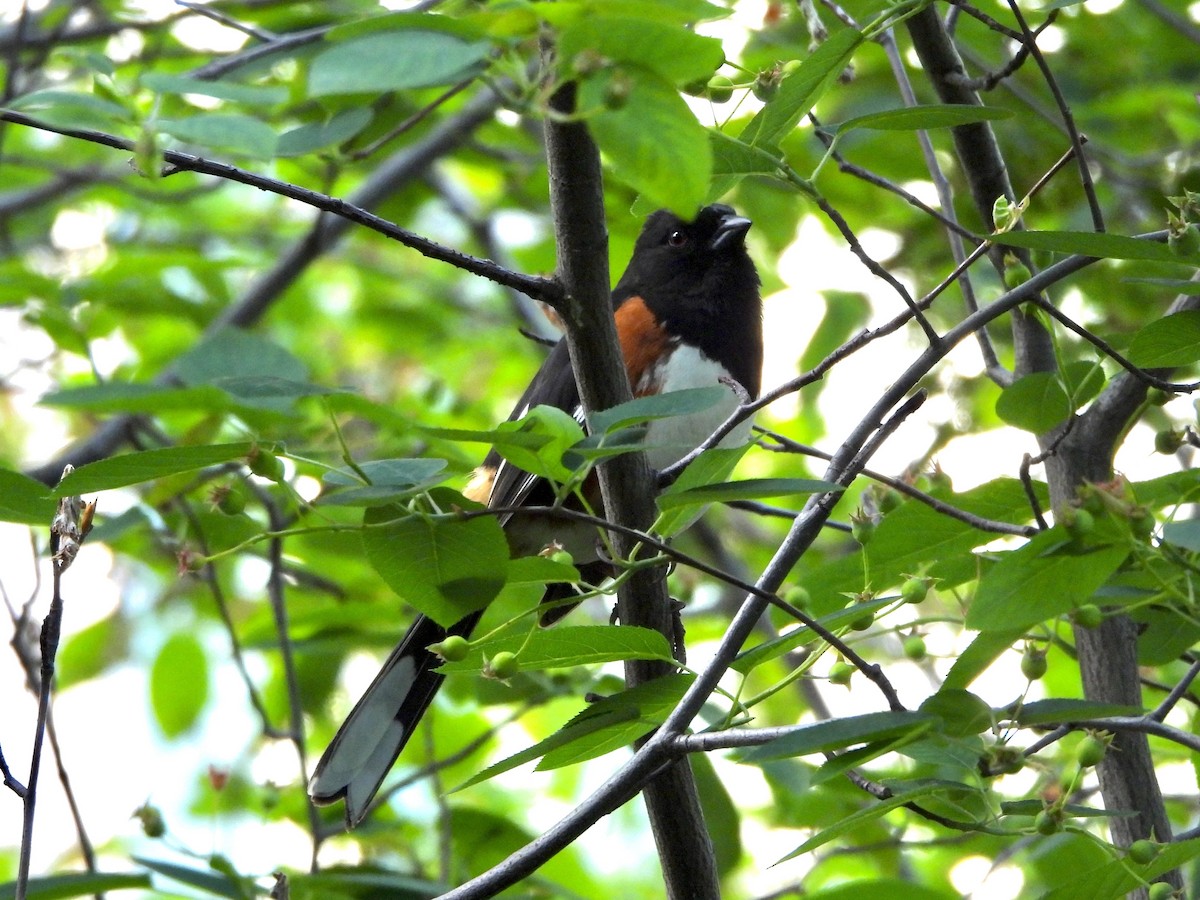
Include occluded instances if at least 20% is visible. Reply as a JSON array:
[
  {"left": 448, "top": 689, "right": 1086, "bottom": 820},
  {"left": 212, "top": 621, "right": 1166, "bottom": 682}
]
[
  {"left": 24, "top": 87, "right": 517, "bottom": 486},
  {"left": 0, "top": 108, "right": 560, "bottom": 306}
]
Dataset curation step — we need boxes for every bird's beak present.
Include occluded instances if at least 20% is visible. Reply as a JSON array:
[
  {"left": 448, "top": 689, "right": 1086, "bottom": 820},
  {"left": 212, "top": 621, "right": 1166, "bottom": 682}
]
[{"left": 710, "top": 213, "right": 752, "bottom": 250}]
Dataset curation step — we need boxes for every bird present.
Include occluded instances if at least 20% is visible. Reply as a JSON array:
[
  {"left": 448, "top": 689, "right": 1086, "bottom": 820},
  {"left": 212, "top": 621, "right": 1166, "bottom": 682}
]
[{"left": 309, "top": 202, "right": 763, "bottom": 827}]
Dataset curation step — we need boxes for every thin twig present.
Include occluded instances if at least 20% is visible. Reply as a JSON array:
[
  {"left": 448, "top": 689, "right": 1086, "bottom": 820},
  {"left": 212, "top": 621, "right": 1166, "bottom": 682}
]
[
  {"left": 1031, "top": 294, "right": 1199, "bottom": 393},
  {"left": 252, "top": 484, "right": 322, "bottom": 871},
  {"left": 174, "top": 0, "right": 277, "bottom": 41},
  {"left": 1019, "top": 453, "right": 1049, "bottom": 530},
  {"left": 1005, "top": 0, "right": 1103, "bottom": 231},
  {"left": 754, "top": 426, "right": 1038, "bottom": 537},
  {"left": 1148, "top": 659, "right": 1200, "bottom": 723},
  {"left": 814, "top": 194, "right": 941, "bottom": 346},
  {"left": 0, "top": 110, "right": 563, "bottom": 307}
]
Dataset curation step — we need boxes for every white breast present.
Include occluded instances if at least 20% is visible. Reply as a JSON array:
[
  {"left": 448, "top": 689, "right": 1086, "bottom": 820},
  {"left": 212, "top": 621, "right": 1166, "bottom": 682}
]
[{"left": 641, "top": 344, "right": 753, "bottom": 470}]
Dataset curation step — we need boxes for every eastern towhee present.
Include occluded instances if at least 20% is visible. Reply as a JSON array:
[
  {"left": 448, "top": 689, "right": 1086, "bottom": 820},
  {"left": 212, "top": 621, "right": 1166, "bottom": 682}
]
[{"left": 309, "top": 203, "right": 763, "bottom": 826}]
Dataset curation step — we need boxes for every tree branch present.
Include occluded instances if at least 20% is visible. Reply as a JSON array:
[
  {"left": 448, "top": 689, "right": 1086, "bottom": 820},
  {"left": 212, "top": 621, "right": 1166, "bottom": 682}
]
[
  {"left": 541, "top": 77, "right": 719, "bottom": 900},
  {"left": 24, "top": 87, "right": 515, "bottom": 485}
]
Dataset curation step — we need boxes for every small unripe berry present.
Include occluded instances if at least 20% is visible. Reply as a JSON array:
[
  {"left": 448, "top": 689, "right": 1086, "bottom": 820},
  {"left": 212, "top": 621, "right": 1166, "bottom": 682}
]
[
  {"left": 212, "top": 483, "right": 246, "bottom": 515},
  {"left": 903, "top": 635, "right": 927, "bottom": 661},
  {"left": 752, "top": 67, "right": 781, "bottom": 102},
  {"left": 877, "top": 488, "right": 903, "bottom": 514},
  {"left": 1002, "top": 253, "right": 1032, "bottom": 289},
  {"left": 783, "top": 586, "right": 811, "bottom": 610},
  {"left": 1128, "top": 839, "right": 1160, "bottom": 865},
  {"left": 706, "top": 75, "right": 734, "bottom": 103},
  {"left": 1130, "top": 509, "right": 1156, "bottom": 540},
  {"left": 900, "top": 577, "right": 931, "bottom": 605},
  {"left": 133, "top": 803, "right": 166, "bottom": 838},
  {"left": 431, "top": 636, "right": 470, "bottom": 662},
  {"left": 247, "top": 448, "right": 285, "bottom": 482},
  {"left": 1034, "top": 808, "right": 1062, "bottom": 835},
  {"left": 849, "top": 609, "right": 874, "bottom": 631},
  {"left": 1073, "top": 603, "right": 1103, "bottom": 629},
  {"left": 1021, "top": 646, "right": 1048, "bottom": 681},
  {"left": 1155, "top": 429, "right": 1184, "bottom": 455},
  {"left": 828, "top": 661, "right": 854, "bottom": 685},
  {"left": 1062, "top": 506, "right": 1095, "bottom": 542},
  {"left": 486, "top": 651, "right": 520, "bottom": 680},
  {"left": 851, "top": 512, "right": 875, "bottom": 546},
  {"left": 1076, "top": 733, "right": 1108, "bottom": 768},
  {"left": 1168, "top": 218, "right": 1200, "bottom": 257}
]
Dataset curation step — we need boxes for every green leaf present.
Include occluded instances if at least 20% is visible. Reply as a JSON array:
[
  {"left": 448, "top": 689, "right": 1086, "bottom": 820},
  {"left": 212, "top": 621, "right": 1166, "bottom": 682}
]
[
  {"left": 320, "top": 458, "right": 448, "bottom": 506},
  {"left": 1000, "top": 799, "right": 1130, "bottom": 818},
  {"left": 157, "top": 114, "right": 277, "bottom": 159},
  {"left": 150, "top": 632, "right": 209, "bottom": 738},
  {"left": 52, "top": 442, "right": 266, "bottom": 496},
  {"left": 40, "top": 382, "right": 230, "bottom": 414},
  {"left": 361, "top": 503, "right": 509, "bottom": 627},
  {"left": 176, "top": 328, "right": 308, "bottom": 387},
  {"left": 657, "top": 477, "right": 841, "bottom": 510},
  {"left": 0, "top": 467, "right": 56, "bottom": 524},
  {"left": 439, "top": 625, "right": 675, "bottom": 672},
  {"left": 1060, "top": 359, "right": 1106, "bottom": 406},
  {"left": 538, "top": 675, "right": 691, "bottom": 769},
  {"left": 57, "top": 614, "right": 124, "bottom": 689},
  {"left": 734, "top": 711, "right": 935, "bottom": 763},
  {"left": 1127, "top": 310, "right": 1200, "bottom": 367},
  {"left": 775, "top": 783, "right": 946, "bottom": 862},
  {"left": 8, "top": 89, "right": 129, "bottom": 129},
  {"left": 532, "top": 0, "right": 729, "bottom": 26},
  {"left": 276, "top": 107, "right": 373, "bottom": 156},
  {"left": 836, "top": 104, "right": 1013, "bottom": 134},
  {"left": 739, "top": 28, "right": 862, "bottom": 148},
  {"left": 456, "top": 705, "right": 639, "bottom": 790},
  {"left": 965, "top": 529, "right": 1129, "bottom": 631},
  {"left": 309, "top": 28, "right": 491, "bottom": 96},
  {"left": 731, "top": 596, "right": 893, "bottom": 674},
  {"left": 1162, "top": 516, "right": 1200, "bottom": 551},
  {"left": 290, "top": 871, "right": 446, "bottom": 899},
  {"left": 0, "top": 871, "right": 152, "bottom": 900},
  {"left": 993, "top": 230, "right": 1198, "bottom": 264},
  {"left": 918, "top": 689, "right": 993, "bottom": 738},
  {"left": 709, "top": 131, "right": 784, "bottom": 178},
  {"left": 506, "top": 554, "right": 580, "bottom": 585},
  {"left": 579, "top": 69, "right": 711, "bottom": 215},
  {"left": 1040, "top": 836, "right": 1200, "bottom": 900},
  {"left": 1007, "top": 698, "right": 1143, "bottom": 726},
  {"left": 799, "top": 880, "right": 958, "bottom": 900},
  {"left": 493, "top": 405, "right": 587, "bottom": 482},
  {"left": 558, "top": 18, "right": 724, "bottom": 85},
  {"left": 1122, "top": 277, "right": 1200, "bottom": 295},
  {"left": 141, "top": 73, "right": 288, "bottom": 105},
  {"left": 655, "top": 445, "right": 748, "bottom": 536},
  {"left": 132, "top": 856, "right": 249, "bottom": 900},
  {"left": 455, "top": 674, "right": 692, "bottom": 789},
  {"left": 994, "top": 362, "right": 1102, "bottom": 433},
  {"left": 590, "top": 386, "right": 728, "bottom": 434},
  {"left": 995, "top": 371, "right": 1072, "bottom": 433}
]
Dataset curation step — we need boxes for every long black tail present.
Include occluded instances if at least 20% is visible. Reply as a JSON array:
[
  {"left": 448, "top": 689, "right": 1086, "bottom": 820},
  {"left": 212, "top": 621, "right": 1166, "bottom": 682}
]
[{"left": 308, "top": 610, "right": 483, "bottom": 827}]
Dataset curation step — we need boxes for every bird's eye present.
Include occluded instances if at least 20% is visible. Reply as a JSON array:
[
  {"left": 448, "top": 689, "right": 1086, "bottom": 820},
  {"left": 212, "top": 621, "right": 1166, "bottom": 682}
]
[{"left": 666, "top": 230, "right": 688, "bottom": 248}]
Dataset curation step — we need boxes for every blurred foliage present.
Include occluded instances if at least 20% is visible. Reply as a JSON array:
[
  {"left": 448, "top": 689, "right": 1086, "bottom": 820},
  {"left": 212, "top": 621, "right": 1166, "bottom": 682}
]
[{"left": 1, "top": 0, "right": 1199, "bottom": 898}]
